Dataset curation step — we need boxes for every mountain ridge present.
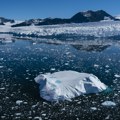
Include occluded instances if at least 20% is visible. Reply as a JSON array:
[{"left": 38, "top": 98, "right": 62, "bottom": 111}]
[
  {"left": 12, "top": 10, "right": 118, "bottom": 27},
  {"left": 0, "top": 10, "right": 119, "bottom": 27},
  {"left": 0, "top": 17, "right": 14, "bottom": 25}
]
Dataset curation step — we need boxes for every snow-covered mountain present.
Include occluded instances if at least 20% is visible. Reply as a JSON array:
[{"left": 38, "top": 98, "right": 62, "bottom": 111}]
[
  {"left": 71, "top": 10, "right": 115, "bottom": 22},
  {"left": 0, "top": 17, "right": 14, "bottom": 25},
  {"left": 115, "top": 15, "right": 120, "bottom": 20},
  {"left": 12, "top": 10, "right": 117, "bottom": 27}
]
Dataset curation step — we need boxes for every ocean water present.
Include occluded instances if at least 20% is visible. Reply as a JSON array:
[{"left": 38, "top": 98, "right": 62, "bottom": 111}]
[{"left": 0, "top": 38, "right": 120, "bottom": 120}]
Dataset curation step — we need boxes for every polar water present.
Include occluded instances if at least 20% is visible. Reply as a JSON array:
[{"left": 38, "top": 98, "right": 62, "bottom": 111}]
[{"left": 1, "top": 21, "right": 120, "bottom": 119}]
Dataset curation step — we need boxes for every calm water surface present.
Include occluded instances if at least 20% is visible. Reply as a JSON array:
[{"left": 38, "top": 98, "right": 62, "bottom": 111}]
[{"left": 0, "top": 39, "right": 120, "bottom": 120}]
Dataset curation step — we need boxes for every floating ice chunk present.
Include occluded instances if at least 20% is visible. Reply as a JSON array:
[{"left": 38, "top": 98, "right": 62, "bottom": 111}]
[
  {"left": 16, "top": 100, "right": 23, "bottom": 105},
  {"left": 0, "top": 87, "right": 5, "bottom": 90},
  {"left": 105, "top": 65, "right": 109, "bottom": 68},
  {"left": 94, "top": 64, "right": 99, "bottom": 68},
  {"left": 35, "top": 70, "right": 107, "bottom": 101},
  {"left": 50, "top": 68, "right": 56, "bottom": 71},
  {"left": 0, "top": 58, "right": 3, "bottom": 61},
  {"left": 1, "top": 116, "right": 5, "bottom": 119},
  {"left": 0, "top": 66, "right": 4, "bottom": 69},
  {"left": 15, "top": 113, "right": 22, "bottom": 116},
  {"left": 101, "top": 101, "right": 116, "bottom": 107},
  {"left": 105, "top": 115, "right": 110, "bottom": 120},
  {"left": 34, "top": 117, "right": 42, "bottom": 120},
  {"left": 65, "top": 63, "right": 69, "bottom": 65},
  {"left": 114, "top": 74, "right": 120, "bottom": 78},
  {"left": 90, "top": 107, "right": 97, "bottom": 111}
]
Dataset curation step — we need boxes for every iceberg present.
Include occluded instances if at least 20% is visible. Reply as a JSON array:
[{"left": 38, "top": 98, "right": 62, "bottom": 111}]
[{"left": 35, "top": 71, "right": 107, "bottom": 102}]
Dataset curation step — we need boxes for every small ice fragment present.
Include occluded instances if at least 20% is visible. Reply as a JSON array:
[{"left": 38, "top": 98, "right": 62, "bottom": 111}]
[
  {"left": 34, "top": 116, "right": 42, "bottom": 120},
  {"left": 16, "top": 100, "right": 23, "bottom": 105},
  {"left": 26, "top": 70, "right": 29, "bottom": 72},
  {"left": 94, "top": 64, "right": 99, "bottom": 68},
  {"left": 105, "top": 115, "right": 110, "bottom": 119},
  {"left": 42, "top": 114, "right": 46, "bottom": 116},
  {"left": 1, "top": 116, "right": 5, "bottom": 119},
  {"left": 66, "top": 52, "right": 70, "bottom": 55},
  {"left": 65, "top": 63, "right": 69, "bottom": 65},
  {"left": 105, "top": 65, "right": 109, "bottom": 68},
  {"left": 101, "top": 101, "right": 116, "bottom": 107},
  {"left": 50, "top": 68, "right": 55, "bottom": 71},
  {"left": 15, "top": 113, "right": 22, "bottom": 116},
  {"left": 0, "top": 88, "right": 5, "bottom": 90},
  {"left": 26, "top": 77, "right": 29, "bottom": 80},
  {"left": 32, "top": 42, "right": 36, "bottom": 45},
  {"left": 24, "top": 102, "right": 28, "bottom": 105},
  {"left": 114, "top": 74, "right": 120, "bottom": 78},
  {"left": 90, "top": 107, "right": 97, "bottom": 110},
  {"left": 0, "top": 66, "right": 3, "bottom": 69},
  {"left": 0, "top": 58, "right": 3, "bottom": 61},
  {"left": 61, "top": 108, "right": 65, "bottom": 111},
  {"left": 105, "top": 70, "right": 110, "bottom": 73},
  {"left": 32, "top": 104, "right": 37, "bottom": 108}
]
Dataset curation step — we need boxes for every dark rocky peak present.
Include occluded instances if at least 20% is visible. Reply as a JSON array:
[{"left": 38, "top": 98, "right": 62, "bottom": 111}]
[
  {"left": 70, "top": 12, "right": 88, "bottom": 23},
  {"left": 71, "top": 10, "right": 115, "bottom": 22},
  {"left": 0, "top": 17, "right": 15, "bottom": 24},
  {"left": 12, "top": 10, "right": 117, "bottom": 27}
]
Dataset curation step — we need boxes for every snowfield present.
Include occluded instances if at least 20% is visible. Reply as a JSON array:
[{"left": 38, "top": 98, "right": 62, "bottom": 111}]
[{"left": 0, "top": 21, "right": 120, "bottom": 38}]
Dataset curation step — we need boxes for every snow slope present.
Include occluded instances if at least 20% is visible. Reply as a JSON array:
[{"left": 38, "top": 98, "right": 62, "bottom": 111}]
[
  {"left": 115, "top": 15, "right": 120, "bottom": 20},
  {"left": 35, "top": 71, "right": 107, "bottom": 101}
]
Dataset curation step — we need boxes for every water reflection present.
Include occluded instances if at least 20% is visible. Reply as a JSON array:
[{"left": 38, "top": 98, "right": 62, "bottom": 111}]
[{"left": 72, "top": 44, "right": 111, "bottom": 52}]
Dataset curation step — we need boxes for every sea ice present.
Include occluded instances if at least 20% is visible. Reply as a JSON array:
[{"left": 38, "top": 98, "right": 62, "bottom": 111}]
[{"left": 35, "top": 70, "right": 107, "bottom": 101}]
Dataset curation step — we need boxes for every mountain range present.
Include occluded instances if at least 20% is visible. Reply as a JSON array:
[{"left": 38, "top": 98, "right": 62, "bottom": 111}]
[
  {"left": 0, "top": 10, "right": 119, "bottom": 27},
  {"left": 0, "top": 17, "right": 14, "bottom": 25}
]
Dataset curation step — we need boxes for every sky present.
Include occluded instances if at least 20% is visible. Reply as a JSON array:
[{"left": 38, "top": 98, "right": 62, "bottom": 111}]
[{"left": 0, "top": 0, "right": 120, "bottom": 20}]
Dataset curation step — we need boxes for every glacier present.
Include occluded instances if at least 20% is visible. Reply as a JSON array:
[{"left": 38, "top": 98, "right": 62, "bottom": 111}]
[
  {"left": 0, "top": 21, "right": 120, "bottom": 39},
  {"left": 35, "top": 71, "right": 107, "bottom": 102}
]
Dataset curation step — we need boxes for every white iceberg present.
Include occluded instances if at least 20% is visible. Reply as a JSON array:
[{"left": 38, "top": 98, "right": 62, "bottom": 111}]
[{"left": 35, "top": 70, "right": 107, "bottom": 101}]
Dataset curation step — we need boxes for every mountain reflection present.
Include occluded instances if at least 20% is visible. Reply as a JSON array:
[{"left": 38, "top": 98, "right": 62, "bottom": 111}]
[{"left": 72, "top": 44, "right": 110, "bottom": 52}]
